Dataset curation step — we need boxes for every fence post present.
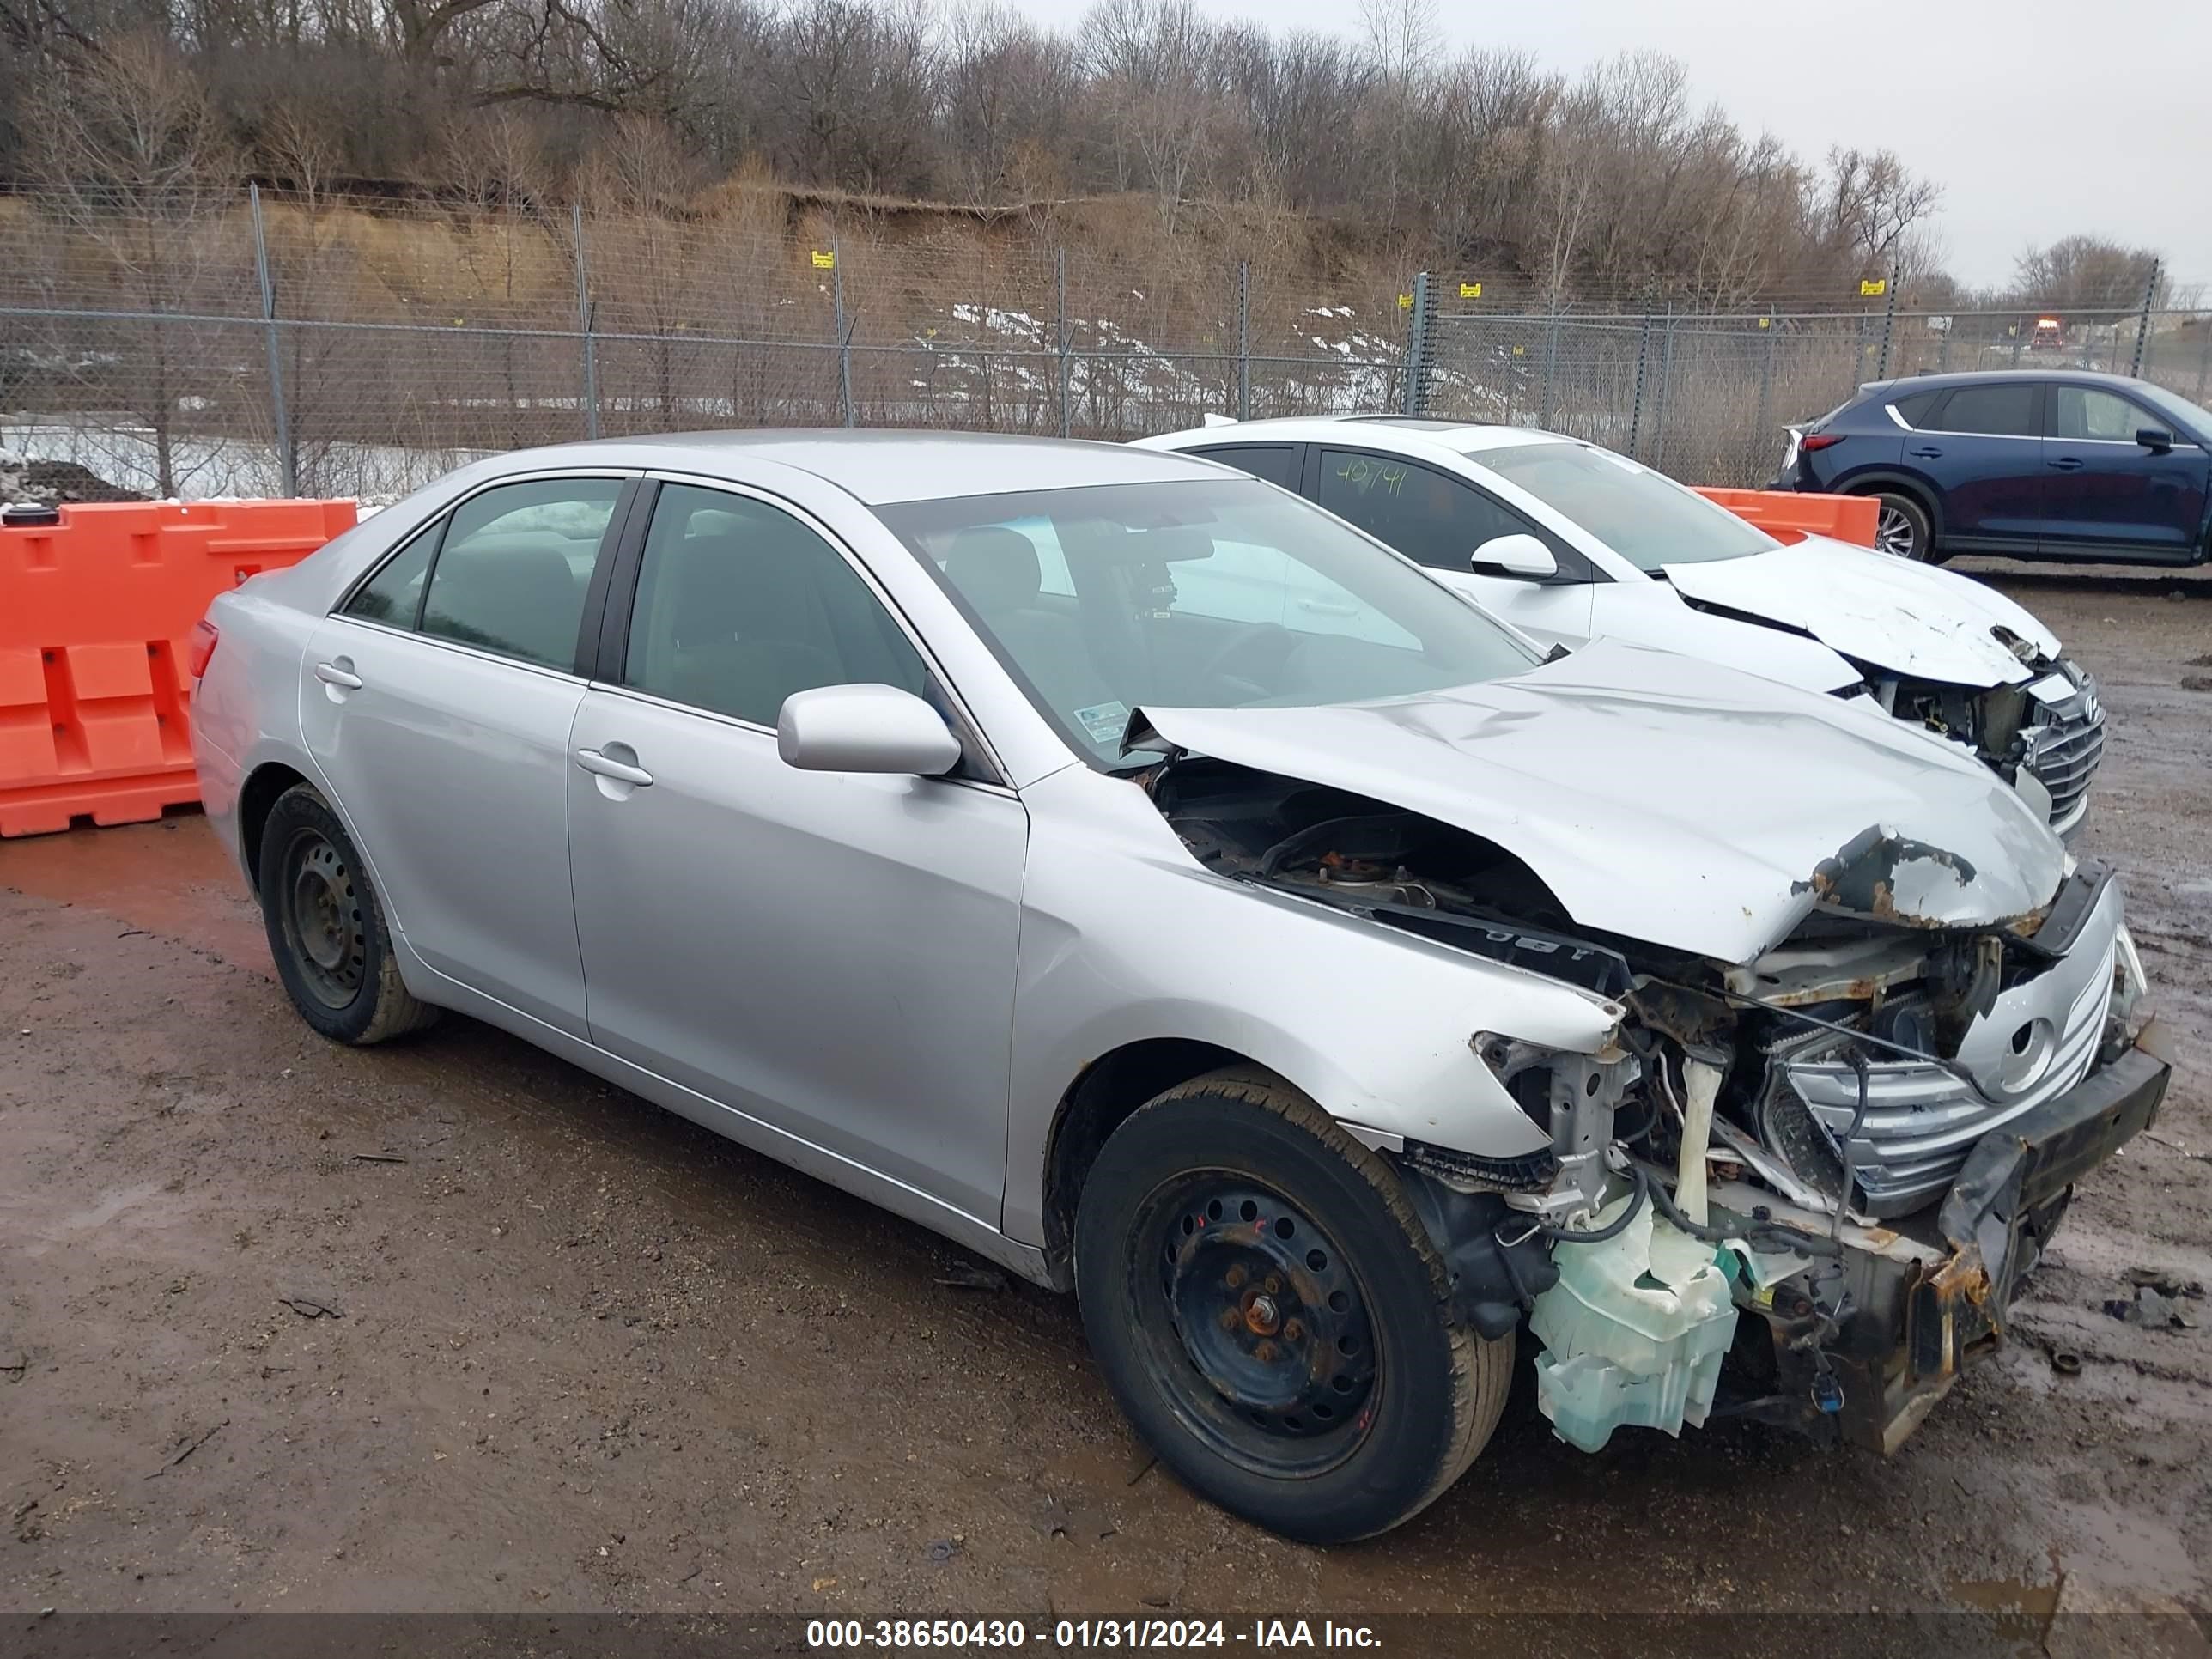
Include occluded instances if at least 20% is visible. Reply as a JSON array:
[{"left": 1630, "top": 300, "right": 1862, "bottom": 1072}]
[
  {"left": 1404, "top": 271, "right": 1434, "bottom": 416},
  {"left": 1755, "top": 315, "right": 1777, "bottom": 449},
  {"left": 1539, "top": 301, "right": 1560, "bottom": 428},
  {"left": 1651, "top": 303, "right": 1677, "bottom": 471},
  {"left": 2011, "top": 320, "right": 2026, "bottom": 367},
  {"left": 1875, "top": 268, "right": 1899, "bottom": 379},
  {"left": 248, "top": 184, "right": 297, "bottom": 498},
  {"left": 2131, "top": 260, "right": 2160, "bottom": 377},
  {"left": 1056, "top": 247, "right": 1072, "bottom": 440},
  {"left": 572, "top": 202, "right": 599, "bottom": 441},
  {"left": 1627, "top": 305, "right": 1654, "bottom": 461},
  {"left": 2196, "top": 318, "right": 2212, "bottom": 403},
  {"left": 833, "top": 236, "right": 854, "bottom": 428},
  {"left": 1237, "top": 258, "right": 1252, "bottom": 422}
]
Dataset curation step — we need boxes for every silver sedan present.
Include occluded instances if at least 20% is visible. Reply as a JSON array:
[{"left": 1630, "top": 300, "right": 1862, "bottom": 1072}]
[{"left": 191, "top": 433, "right": 2168, "bottom": 1540}]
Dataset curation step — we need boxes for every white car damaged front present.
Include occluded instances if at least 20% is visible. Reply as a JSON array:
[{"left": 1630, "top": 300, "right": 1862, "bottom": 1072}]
[
  {"left": 1109, "top": 640, "right": 2169, "bottom": 1457},
  {"left": 1133, "top": 420, "right": 2111, "bottom": 839}
]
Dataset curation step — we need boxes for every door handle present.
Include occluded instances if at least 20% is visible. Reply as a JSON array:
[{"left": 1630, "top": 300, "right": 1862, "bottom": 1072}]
[
  {"left": 313, "top": 660, "right": 363, "bottom": 690},
  {"left": 2047, "top": 456, "right": 2085, "bottom": 471},
  {"left": 574, "top": 747, "right": 653, "bottom": 787},
  {"left": 1296, "top": 599, "right": 1360, "bottom": 617},
  {"left": 1907, "top": 447, "right": 1944, "bottom": 459}
]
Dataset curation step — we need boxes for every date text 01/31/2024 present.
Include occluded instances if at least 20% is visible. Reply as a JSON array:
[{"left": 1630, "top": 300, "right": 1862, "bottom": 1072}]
[{"left": 807, "top": 1619, "right": 1383, "bottom": 1649}]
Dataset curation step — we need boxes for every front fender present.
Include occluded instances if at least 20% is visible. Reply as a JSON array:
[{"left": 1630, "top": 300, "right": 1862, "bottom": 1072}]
[{"left": 1000, "top": 765, "right": 1621, "bottom": 1247}]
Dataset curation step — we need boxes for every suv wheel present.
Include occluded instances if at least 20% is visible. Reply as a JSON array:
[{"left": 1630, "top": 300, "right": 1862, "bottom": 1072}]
[
  {"left": 1869, "top": 491, "right": 1936, "bottom": 561},
  {"left": 1074, "top": 1067, "right": 1511, "bottom": 1542}
]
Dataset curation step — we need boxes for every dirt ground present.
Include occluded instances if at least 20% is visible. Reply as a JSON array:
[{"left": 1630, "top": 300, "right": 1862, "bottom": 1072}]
[{"left": 3, "top": 562, "right": 2209, "bottom": 1646}]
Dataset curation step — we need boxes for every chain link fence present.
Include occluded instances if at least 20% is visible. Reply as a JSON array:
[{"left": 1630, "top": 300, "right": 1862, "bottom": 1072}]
[
  {"left": 1417, "top": 299, "right": 2212, "bottom": 486},
  {"left": 2, "top": 185, "right": 2205, "bottom": 501}
]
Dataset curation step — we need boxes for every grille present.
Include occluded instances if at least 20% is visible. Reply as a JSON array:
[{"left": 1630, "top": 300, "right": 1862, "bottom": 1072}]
[
  {"left": 2021, "top": 678, "right": 2106, "bottom": 834},
  {"left": 1778, "top": 929, "right": 2117, "bottom": 1217}
]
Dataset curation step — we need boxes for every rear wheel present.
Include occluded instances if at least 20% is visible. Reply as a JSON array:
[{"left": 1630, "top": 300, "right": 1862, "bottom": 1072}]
[
  {"left": 258, "top": 784, "right": 438, "bottom": 1045},
  {"left": 1868, "top": 490, "right": 1939, "bottom": 562},
  {"left": 1074, "top": 1068, "right": 1511, "bottom": 1542}
]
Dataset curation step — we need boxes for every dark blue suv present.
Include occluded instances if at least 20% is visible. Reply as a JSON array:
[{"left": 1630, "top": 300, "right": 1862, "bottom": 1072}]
[{"left": 1773, "top": 369, "right": 2211, "bottom": 564}]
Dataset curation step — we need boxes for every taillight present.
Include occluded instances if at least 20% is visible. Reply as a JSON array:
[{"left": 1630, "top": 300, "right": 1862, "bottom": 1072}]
[
  {"left": 1801, "top": 433, "right": 1844, "bottom": 452},
  {"left": 187, "top": 619, "right": 220, "bottom": 678}
]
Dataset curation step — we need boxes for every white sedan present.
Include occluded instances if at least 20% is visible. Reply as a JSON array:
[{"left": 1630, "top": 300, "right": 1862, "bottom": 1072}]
[{"left": 1134, "top": 416, "right": 2106, "bottom": 837}]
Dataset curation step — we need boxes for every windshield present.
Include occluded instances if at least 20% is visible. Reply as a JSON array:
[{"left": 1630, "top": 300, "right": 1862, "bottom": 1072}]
[
  {"left": 876, "top": 478, "right": 1540, "bottom": 769},
  {"left": 2131, "top": 380, "right": 2209, "bottom": 434},
  {"left": 1473, "top": 441, "right": 1778, "bottom": 572}
]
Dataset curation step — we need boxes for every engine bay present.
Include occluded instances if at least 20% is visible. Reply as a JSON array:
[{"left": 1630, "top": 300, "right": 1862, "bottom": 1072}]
[{"left": 1146, "top": 749, "right": 2154, "bottom": 1452}]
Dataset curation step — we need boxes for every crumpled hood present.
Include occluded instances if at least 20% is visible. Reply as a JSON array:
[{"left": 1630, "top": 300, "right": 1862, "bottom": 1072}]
[
  {"left": 1137, "top": 639, "right": 2066, "bottom": 964},
  {"left": 1661, "top": 538, "right": 2063, "bottom": 687}
]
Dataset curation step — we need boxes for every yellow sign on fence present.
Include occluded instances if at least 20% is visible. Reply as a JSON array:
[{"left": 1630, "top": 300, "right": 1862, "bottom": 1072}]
[
  {"left": 1859, "top": 277, "right": 1887, "bottom": 297},
  {"left": 1397, "top": 292, "right": 1413, "bottom": 311},
  {"left": 811, "top": 249, "right": 836, "bottom": 270},
  {"left": 1459, "top": 282, "right": 1483, "bottom": 299}
]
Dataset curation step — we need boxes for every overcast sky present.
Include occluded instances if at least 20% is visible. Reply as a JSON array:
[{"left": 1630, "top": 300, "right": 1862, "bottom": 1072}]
[{"left": 1008, "top": 0, "right": 2212, "bottom": 288}]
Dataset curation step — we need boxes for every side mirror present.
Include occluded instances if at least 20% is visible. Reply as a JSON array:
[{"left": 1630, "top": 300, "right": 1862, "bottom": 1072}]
[
  {"left": 2137, "top": 427, "right": 2175, "bottom": 453},
  {"left": 1472, "top": 532, "right": 1558, "bottom": 580},
  {"left": 776, "top": 683, "right": 963, "bottom": 776}
]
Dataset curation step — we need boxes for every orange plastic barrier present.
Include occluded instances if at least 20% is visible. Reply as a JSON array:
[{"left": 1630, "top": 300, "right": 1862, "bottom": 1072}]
[
  {"left": 1695, "top": 488, "right": 1878, "bottom": 549},
  {"left": 1, "top": 500, "right": 356, "bottom": 837}
]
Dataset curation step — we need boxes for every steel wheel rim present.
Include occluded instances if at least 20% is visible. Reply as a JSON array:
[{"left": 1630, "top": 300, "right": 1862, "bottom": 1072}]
[
  {"left": 1130, "top": 1174, "right": 1379, "bottom": 1478},
  {"left": 281, "top": 829, "right": 367, "bottom": 1008},
  {"left": 1875, "top": 501, "right": 1919, "bottom": 558}
]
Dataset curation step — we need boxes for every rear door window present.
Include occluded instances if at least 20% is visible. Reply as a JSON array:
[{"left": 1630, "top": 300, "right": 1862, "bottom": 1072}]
[
  {"left": 1932, "top": 384, "right": 2039, "bottom": 437},
  {"left": 417, "top": 479, "right": 624, "bottom": 670},
  {"left": 1188, "top": 444, "right": 1304, "bottom": 489},
  {"left": 343, "top": 525, "right": 439, "bottom": 628}
]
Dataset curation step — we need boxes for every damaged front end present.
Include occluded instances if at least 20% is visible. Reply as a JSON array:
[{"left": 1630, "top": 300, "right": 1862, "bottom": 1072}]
[
  {"left": 1150, "top": 751, "right": 2170, "bottom": 1457},
  {"left": 1868, "top": 648, "right": 2106, "bottom": 841}
]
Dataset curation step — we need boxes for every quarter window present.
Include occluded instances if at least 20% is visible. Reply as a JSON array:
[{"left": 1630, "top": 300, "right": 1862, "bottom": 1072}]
[
  {"left": 624, "top": 484, "right": 928, "bottom": 728},
  {"left": 417, "top": 478, "right": 623, "bottom": 669},
  {"left": 1890, "top": 389, "right": 1944, "bottom": 428},
  {"left": 1933, "top": 384, "right": 2039, "bottom": 437},
  {"left": 1315, "top": 450, "right": 1548, "bottom": 572},
  {"left": 2052, "top": 386, "right": 2158, "bottom": 442}
]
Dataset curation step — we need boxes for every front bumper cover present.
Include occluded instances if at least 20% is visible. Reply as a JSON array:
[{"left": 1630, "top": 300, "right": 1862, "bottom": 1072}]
[{"left": 1722, "top": 1031, "right": 2170, "bottom": 1453}]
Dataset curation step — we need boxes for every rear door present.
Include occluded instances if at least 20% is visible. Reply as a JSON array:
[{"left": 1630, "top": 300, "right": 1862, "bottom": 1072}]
[
  {"left": 2039, "top": 382, "right": 2211, "bottom": 560},
  {"left": 301, "top": 473, "right": 634, "bottom": 1036},
  {"left": 1913, "top": 382, "right": 2046, "bottom": 550},
  {"left": 564, "top": 478, "right": 1026, "bottom": 1224},
  {"left": 1310, "top": 447, "right": 1595, "bottom": 648}
]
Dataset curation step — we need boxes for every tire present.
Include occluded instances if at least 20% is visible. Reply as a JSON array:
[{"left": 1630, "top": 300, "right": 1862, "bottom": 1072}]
[
  {"left": 257, "top": 783, "right": 439, "bottom": 1045},
  {"left": 1866, "top": 489, "right": 1938, "bottom": 562},
  {"left": 1074, "top": 1067, "right": 1512, "bottom": 1542}
]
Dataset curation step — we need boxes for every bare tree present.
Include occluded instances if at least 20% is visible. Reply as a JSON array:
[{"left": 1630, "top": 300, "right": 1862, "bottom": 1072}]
[{"left": 28, "top": 32, "right": 240, "bottom": 495}]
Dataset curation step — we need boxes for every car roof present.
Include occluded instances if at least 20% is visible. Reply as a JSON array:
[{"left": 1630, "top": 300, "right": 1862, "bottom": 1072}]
[
  {"left": 459, "top": 428, "right": 1218, "bottom": 506},
  {"left": 1146, "top": 415, "right": 1577, "bottom": 456},
  {"left": 1858, "top": 368, "right": 2173, "bottom": 397}
]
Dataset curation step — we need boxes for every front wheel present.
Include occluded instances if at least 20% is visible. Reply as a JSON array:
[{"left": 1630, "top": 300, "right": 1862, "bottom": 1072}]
[
  {"left": 1074, "top": 1068, "right": 1511, "bottom": 1542},
  {"left": 258, "top": 784, "right": 439, "bottom": 1045}
]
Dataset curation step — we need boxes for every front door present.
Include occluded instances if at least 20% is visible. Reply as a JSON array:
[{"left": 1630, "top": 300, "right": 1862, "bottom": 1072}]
[
  {"left": 301, "top": 474, "right": 630, "bottom": 1036},
  {"left": 2039, "top": 381, "right": 2211, "bottom": 560},
  {"left": 565, "top": 481, "right": 1027, "bottom": 1224},
  {"left": 1309, "top": 447, "right": 1595, "bottom": 648}
]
